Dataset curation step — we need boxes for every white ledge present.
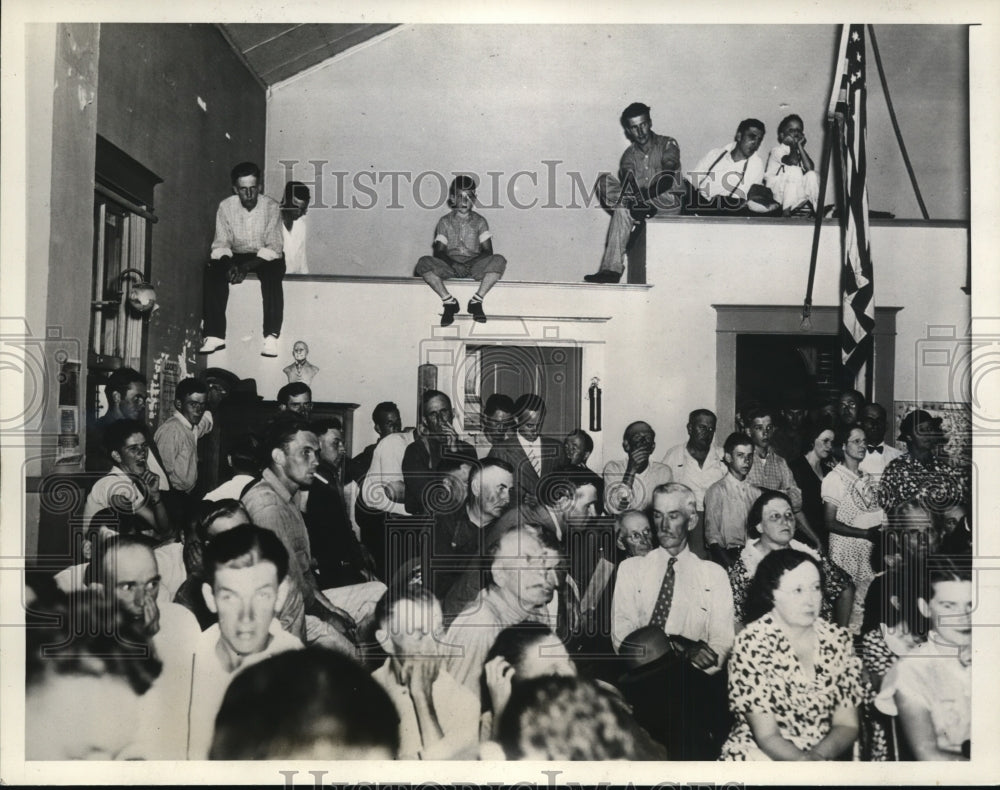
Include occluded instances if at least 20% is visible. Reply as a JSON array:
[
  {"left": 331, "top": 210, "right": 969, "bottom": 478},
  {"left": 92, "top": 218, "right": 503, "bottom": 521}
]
[
  {"left": 450, "top": 314, "right": 612, "bottom": 323},
  {"left": 278, "top": 273, "right": 652, "bottom": 290}
]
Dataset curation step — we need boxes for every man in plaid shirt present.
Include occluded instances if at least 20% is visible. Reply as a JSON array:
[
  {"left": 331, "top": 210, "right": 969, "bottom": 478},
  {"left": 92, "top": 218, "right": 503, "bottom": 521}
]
[
  {"left": 744, "top": 405, "right": 821, "bottom": 548},
  {"left": 199, "top": 161, "right": 285, "bottom": 358}
]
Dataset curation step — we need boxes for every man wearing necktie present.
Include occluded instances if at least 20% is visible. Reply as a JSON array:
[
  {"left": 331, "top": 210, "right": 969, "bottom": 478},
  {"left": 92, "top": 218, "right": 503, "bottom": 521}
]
[
  {"left": 611, "top": 482, "right": 735, "bottom": 758},
  {"left": 487, "top": 394, "right": 562, "bottom": 506}
]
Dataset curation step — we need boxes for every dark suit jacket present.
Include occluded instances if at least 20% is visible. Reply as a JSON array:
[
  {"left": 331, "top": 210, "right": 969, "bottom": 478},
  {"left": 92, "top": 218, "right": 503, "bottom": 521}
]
[
  {"left": 304, "top": 461, "right": 369, "bottom": 589},
  {"left": 487, "top": 434, "right": 563, "bottom": 503},
  {"left": 401, "top": 437, "right": 478, "bottom": 515},
  {"left": 441, "top": 502, "right": 566, "bottom": 623}
]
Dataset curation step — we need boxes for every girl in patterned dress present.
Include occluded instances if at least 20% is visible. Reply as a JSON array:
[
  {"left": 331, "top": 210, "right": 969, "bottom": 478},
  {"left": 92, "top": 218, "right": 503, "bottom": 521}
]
[
  {"left": 858, "top": 563, "right": 921, "bottom": 760},
  {"left": 822, "top": 427, "right": 883, "bottom": 633}
]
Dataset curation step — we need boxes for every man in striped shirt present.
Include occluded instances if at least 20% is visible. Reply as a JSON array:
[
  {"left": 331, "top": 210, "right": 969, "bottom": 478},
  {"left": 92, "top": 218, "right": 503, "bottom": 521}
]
[{"left": 199, "top": 161, "right": 285, "bottom": 358}]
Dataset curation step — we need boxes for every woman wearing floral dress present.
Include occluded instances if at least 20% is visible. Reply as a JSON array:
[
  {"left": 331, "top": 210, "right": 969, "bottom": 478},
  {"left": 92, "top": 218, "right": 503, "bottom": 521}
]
[
  {"left": 720, "top": 549, "right": 864, "bottom": 760},
  {"left": 729, "top": 491, "right": 853, "bottom": 630},
  {"left": 822, "top": 426, "right": 883, "bottom": 633}
]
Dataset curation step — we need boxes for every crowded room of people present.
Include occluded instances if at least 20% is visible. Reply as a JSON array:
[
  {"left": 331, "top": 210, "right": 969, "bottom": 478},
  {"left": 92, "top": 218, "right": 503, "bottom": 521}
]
[{"left": 11, "top": 18, "right": 983, "bottom": 771}]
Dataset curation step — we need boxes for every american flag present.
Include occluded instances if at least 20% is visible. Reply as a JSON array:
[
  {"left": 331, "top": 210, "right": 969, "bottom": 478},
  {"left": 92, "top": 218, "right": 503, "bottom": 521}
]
[{"left": 830, "top": 25, "right": 875, "bottom": 390}]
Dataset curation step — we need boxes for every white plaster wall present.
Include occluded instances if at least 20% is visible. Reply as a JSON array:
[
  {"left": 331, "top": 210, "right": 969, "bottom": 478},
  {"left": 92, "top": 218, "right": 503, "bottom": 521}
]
[
  {"left": 219, "top": 220, "right": 968, "bottom": 470},
  {"left": 264, "top": 24, "right": 968, "bottom": 281},
  {"left": 647, "top": 220, "right": 971, "bottom": 420}
]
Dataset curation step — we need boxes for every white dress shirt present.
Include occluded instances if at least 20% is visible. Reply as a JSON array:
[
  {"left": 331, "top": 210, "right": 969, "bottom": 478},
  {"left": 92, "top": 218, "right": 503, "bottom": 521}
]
[
  {"left": 858, "top": 441, "right": 903, "bottom": 483},
  {"left": 612, "top": 545, "right": 734, "bottom": 673},
  {"left": 372, "top": 660, "right": 479, "bottom": 760},
  {"left": 661, "top": 442, "right": 727, "bottom": 511},
  {"left": 362, "top": 431, "right": 414, "bottom": 515},
  {"left": 517, "top": 432, "right": 543, "bottom": 475},
  {"left": 281, "top": 214, "right": 308, "bottom": 274}
]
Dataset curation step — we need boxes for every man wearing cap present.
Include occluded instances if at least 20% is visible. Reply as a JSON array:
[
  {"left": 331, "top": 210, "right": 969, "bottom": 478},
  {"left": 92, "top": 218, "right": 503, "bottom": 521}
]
[
  {"left": 584, "top": 102, "right": 681, "bottom": 284},
  {"left": 878, "top": 409, "right": 967, "bottom": 512}
]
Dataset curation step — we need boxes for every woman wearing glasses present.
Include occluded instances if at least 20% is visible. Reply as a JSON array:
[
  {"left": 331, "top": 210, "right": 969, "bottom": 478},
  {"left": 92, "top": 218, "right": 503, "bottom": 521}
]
[{"left": 729, "top": 491, "right": 854, "bottom": 631}]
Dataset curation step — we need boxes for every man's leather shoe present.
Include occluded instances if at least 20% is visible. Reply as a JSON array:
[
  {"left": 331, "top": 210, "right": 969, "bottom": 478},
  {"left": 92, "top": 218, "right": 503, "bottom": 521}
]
[
  {"left": 583, "top": 270, "right": 623, "bottom": 284},
  {"left": 440, "top": 300, "right": 460, "bottom": 327},
  {"left": 467, "top": 300, "right": 487, "bottom": 323}
]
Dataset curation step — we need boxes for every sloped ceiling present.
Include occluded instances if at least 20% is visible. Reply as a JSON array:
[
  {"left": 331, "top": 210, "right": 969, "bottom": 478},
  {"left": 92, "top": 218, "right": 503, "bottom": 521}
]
[{"left": 216, "top": 23, "right": 399, "bottom": 87}]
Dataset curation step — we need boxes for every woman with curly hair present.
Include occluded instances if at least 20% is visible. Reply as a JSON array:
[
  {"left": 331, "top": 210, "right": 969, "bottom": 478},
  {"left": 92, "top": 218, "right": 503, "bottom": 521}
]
[
  {"left": 729, "top": 491, "right": 853, "bottom": 630},
  {"left": 720, "top": 549, "right": 864, "bottom": 761}
]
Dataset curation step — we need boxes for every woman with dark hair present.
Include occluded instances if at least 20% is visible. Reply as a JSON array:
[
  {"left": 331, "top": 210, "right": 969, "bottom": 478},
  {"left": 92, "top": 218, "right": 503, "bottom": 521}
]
[
  {"left": 480, "top": 622, "right": 576, "bottom": 740},
  {"left": 720, "top": 549, "right": 864, "bottom": 761},
  {"left": 729, "top": 491, "right": 853, "bottom": 629},
  {"left": 875, "top": 558, "right": 971, "bottom": 760},
  {"left": 495, "top": 675, "right": 666, "bottom": 761},
  {"left": 788, "top": 413, "right": 838, "bottom": 549}
]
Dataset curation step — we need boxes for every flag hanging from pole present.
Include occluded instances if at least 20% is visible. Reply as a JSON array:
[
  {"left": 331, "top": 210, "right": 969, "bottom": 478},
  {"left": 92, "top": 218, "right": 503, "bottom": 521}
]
[{"left": 830, "top": 24, "right": 875, "bottom": 391}]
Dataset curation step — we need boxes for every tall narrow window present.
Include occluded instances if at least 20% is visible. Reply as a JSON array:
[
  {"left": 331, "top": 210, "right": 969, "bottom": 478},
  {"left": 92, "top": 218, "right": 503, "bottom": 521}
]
[
  {"left": 91, "top": 193, "right": 148, "bottom": 369},
  {"left": 88, "top": 136, "right": 161, "bottom": 421}
]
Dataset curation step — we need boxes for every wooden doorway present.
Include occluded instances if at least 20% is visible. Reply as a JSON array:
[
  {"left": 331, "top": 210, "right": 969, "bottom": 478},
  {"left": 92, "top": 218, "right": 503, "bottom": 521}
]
[{"left": 464, "top": 345, "right": 582, "bottom": 438}]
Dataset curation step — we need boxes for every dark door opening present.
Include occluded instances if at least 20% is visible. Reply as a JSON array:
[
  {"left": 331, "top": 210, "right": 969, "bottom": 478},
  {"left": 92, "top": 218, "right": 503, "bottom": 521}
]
[
  {"left": 465, "top": 345, "right": 582, "bottom": 438},
  {"left": 735, "top": 333, "right": 851, "bottom": 412}
]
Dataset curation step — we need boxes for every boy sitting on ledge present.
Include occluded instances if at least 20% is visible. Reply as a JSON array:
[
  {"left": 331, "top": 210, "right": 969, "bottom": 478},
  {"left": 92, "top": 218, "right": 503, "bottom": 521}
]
[{"left": 414, "top": 175, "right": 507, "bottom": 326}]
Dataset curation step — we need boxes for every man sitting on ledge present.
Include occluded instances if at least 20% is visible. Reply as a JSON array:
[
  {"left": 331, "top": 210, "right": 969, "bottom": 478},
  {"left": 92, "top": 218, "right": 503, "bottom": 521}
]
[
  {"left": 684, "top": 118, "right": 770, "bottom": 215},
  {"left": 584, "top": 102, "right": 681, "bottom": 284},
  {"left": 199, "top": 161, "right": 285, "bottom": 358}
]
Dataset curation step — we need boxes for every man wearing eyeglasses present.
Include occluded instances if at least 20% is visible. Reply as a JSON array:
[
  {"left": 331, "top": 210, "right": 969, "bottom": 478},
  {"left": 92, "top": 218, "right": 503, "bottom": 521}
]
[
  {"left": 616, "top": 510, "right": 655, "bottom": 560},
  {"left": 154, "top": 377, "right": 214, "bottom": 497}
]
